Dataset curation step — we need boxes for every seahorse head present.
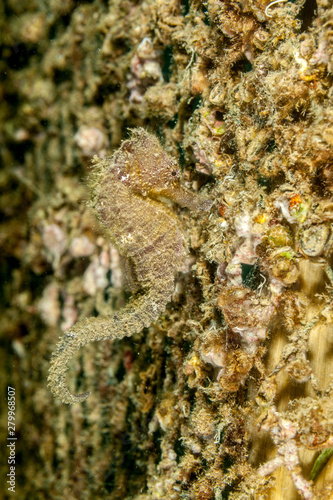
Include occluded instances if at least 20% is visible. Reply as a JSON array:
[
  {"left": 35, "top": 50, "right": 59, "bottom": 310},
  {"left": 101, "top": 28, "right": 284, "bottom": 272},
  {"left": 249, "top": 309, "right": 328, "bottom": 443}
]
[{"left": 113, "top": 128, "right": 213, "bottom": 212}]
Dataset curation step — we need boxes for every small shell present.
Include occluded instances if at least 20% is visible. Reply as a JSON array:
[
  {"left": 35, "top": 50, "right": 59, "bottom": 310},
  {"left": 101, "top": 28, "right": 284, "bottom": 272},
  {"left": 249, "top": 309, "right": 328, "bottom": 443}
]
[
  {"left": 300, "top": 224, "right": 331, "bottom": 257},
  {"left": 268, "top": 247, "right": 299, "bottom": 285}
]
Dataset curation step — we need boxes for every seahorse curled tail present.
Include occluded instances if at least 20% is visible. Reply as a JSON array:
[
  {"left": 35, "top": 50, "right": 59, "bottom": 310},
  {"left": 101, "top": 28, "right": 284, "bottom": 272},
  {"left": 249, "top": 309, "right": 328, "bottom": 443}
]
[{"left": 48, "top": 277, "right": 174, "bottom": 404}]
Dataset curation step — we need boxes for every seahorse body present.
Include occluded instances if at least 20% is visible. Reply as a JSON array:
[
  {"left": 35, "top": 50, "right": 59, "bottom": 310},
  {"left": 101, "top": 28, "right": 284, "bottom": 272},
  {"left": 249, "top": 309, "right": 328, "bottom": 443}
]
[{"left": 48, "top": 129, "right": 212, "bottom": 404}]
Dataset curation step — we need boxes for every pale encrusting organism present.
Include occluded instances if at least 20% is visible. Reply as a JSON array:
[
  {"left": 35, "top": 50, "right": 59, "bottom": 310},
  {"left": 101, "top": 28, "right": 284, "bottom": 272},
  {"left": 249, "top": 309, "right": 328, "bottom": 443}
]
[{"left": 48, "top": 129, "right": 212, "bottom": 404}]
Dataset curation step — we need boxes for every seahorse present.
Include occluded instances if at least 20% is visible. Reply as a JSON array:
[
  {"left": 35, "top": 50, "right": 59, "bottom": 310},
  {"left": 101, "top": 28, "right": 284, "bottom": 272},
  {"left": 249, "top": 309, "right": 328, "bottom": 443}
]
[{"left": 48, "top": 128, "right": 212, "bottom": 404}]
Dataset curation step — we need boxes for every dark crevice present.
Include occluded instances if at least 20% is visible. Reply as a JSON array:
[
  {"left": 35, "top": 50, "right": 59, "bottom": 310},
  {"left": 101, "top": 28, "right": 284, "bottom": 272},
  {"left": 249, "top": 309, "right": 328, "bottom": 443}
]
[
  {"left": 5, "top": 44, "right": 38, "bottom": 70},
  {"left": 202, "top": 3, "right": 211, "bottom": 25},
  {"left": 241, "top": 262, "right": 261, "bottom": 290},
  {"left": 181, "top": 0, "right": 190, "bottom": 16},
  {"left": 231, "top": 57, "right": 253, "bottom": 74},
  {"left": 53, "top": 68, "right": 73, "bottom": 85},
  {"left": 297, "top": 0, "right": 317, "bottom": 32},
  {"left": 162, "top": 45, "right": 174, "bottom": 82},
  {"left": 94, "top": 82, "right": 121, "bottom": 104},
  {"left": 7, "top": 140, "right": 34, "bottom": 164}
]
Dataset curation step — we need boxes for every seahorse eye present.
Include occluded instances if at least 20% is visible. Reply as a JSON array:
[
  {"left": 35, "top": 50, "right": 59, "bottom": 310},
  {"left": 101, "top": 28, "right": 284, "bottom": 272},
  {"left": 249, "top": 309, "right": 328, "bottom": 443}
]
[{"left": 171, "top": 171, "right": 177, "bottom": 177}]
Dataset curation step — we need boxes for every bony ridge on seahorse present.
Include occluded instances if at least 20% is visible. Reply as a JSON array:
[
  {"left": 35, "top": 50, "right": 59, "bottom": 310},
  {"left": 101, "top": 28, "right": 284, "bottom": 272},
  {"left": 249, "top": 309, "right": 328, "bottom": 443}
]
[{"left": 48, "top": 128, "right": 212, "bottom": 404}]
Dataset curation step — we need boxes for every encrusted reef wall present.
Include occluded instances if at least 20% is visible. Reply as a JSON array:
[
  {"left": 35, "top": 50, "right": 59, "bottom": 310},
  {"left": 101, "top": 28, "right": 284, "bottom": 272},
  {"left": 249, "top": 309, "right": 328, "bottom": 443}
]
[{"left": 1, "top": 0, "right": 333, "bottom": 498}]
